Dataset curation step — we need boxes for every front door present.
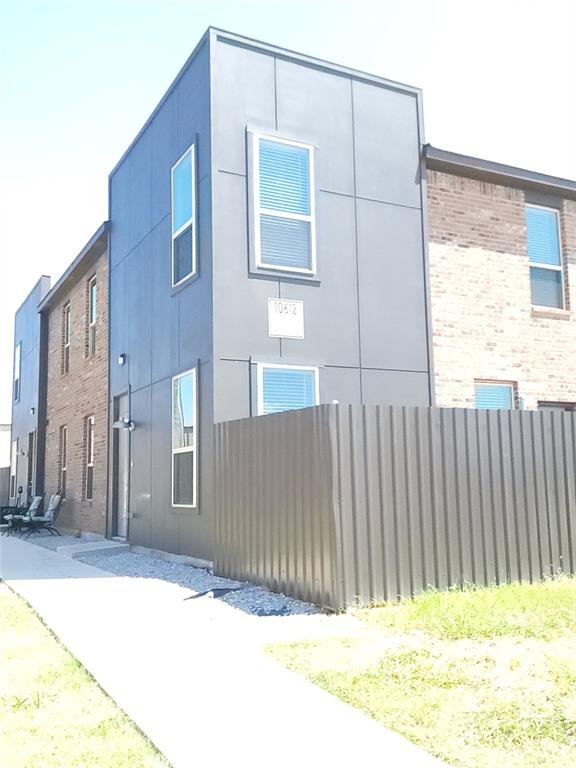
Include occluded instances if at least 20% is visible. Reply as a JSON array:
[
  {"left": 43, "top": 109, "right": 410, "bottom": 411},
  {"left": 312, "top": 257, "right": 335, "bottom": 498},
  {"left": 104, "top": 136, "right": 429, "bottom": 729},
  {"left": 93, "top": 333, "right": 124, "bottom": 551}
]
[{"left": 115, "top": 394, "right": 129, "bottom": 538}]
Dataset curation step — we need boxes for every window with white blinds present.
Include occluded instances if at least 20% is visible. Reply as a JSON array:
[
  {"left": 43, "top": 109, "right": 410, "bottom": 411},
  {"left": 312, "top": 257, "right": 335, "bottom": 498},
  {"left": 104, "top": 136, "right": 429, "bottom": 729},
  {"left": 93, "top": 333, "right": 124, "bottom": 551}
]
[
  {"left": 257, "top": 364, "right": 319, "bottom": 415},
  {"left": 474, "top": 382, "right": 515, "bottom": 410},
  {"left": 525, "top": 205, "right": 564, "bottom": 309},
  {"left": 254, "top": 135, "right": 316, "bottom": 274}
]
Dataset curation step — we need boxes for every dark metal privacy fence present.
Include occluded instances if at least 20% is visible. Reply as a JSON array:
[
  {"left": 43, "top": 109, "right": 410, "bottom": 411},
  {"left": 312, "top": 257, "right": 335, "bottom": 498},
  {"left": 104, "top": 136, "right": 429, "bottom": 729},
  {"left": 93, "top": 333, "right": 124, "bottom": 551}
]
[{"left": 214, "top": 404, "right": 576, "bottom": 610}]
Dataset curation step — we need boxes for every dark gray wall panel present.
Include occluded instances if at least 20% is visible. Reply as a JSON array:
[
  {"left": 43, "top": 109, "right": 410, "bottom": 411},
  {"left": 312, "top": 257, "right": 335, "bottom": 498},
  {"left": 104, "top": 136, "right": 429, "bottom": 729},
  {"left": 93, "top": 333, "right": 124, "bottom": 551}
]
[
  {"left": 128, "top": 385, "right": 152, "bottom": 547},
  {"left": 353, "top": 82, "right": 421, "bottom": 207},
  {"left": 176, "top": 41, "right": 211, "bottom": 180},
  {"left": 275, "top": 60, "right": 354, "bottom": 196},
  {"left": 211, "top": 41, "right": 276, "bottom": 174},
  {"left": 357, "top": 199, "right": 429, "bottom": 373},
  {"left": 213, "top": 359, "right": 251, "bottom": 423},
  {"left": 126, "top": 238, "right": 152, "bottom": 392},
  {"left": 361, "top": 369, "right": 430, "bottom": 406},
  {"left": 320, "top": 366, "right": 361, "bottom": 405},
  {"left": 151, "top": 219, "right": 179, "bottom": 383},
  {"left": 109, "top": 260, "right": 129, "bottom": 398},
  {"left": 149, "top": 378, "right": 180, "bottom": 554},
  {"left": 151, "top": 92, "right": 178, "bottom": 229},
  {"left": 129, "top": 127, "right": 152, "bottom": 249},
  {"left": 109, "top": 159, "right": 131, "bottom": 268},
  {"left": 212, "top": 172, "right": 280, "bottom": 361},
  {"left": 280, "top": 192, "right": 359, "bottom": 367}
]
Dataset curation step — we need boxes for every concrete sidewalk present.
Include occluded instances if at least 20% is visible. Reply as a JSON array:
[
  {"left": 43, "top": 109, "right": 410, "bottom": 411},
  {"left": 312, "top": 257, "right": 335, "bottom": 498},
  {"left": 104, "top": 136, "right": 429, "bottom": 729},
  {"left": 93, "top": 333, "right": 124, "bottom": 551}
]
[{"left": 1, "top": 536, "right": 447, "bottom": 768}]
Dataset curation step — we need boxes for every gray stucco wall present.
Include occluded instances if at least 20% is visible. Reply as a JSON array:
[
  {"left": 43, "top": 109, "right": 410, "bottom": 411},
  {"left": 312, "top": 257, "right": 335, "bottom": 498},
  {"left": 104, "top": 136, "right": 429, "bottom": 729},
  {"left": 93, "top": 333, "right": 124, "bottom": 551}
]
[
  {"left": 108, "top": 38, "right": 213, "bottom": 559},
  {"left": 10, "top": 276, "right": 51, "bottom": 504},
  {"left": 210, "top": 32, "right": 432, "bottom": 423}
]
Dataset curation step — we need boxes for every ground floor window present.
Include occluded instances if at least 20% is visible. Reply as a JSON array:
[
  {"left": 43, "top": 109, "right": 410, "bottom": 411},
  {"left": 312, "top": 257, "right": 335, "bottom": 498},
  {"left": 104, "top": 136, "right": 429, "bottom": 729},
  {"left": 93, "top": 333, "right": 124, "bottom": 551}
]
[
  {"left": 85, "top": 416, "right": 95, "bottom": 500},
  {"left": 538, "top": 402, "right": 576, "bottom": 412},
  {"left": 257, "top": 363, "right": 319, "bottom": 415},
  {"left": 59, "top": 425, "right": 68, "bottom": 499},
  {"left": 9, "top": 439, "right": 18, "bottom": 499},
  {"left": 172, "top": 368, "right": 197, "bottom": 508},
  {"left": 474, "top": 381, "right": 516, "bottom": 410}
]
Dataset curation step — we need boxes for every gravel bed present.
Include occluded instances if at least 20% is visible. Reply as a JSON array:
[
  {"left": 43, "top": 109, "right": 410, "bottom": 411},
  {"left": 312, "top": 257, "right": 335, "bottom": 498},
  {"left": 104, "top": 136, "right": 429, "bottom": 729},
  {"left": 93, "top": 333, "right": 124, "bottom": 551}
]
[{"left": 74, "top": 550, "right": 321, "bottom": 618}]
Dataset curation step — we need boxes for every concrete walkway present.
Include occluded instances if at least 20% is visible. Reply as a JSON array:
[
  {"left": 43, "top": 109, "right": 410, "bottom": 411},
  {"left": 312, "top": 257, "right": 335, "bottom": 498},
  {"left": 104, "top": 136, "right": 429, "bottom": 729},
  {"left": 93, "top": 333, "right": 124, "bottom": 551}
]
[{"left": 1, "top": 537, "right": 448, "bottom": 767}]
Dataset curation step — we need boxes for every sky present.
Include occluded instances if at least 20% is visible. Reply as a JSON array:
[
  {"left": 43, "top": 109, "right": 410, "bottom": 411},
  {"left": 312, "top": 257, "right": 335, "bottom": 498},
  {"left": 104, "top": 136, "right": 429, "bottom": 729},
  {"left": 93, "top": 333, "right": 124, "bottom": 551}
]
[{"left": 1, "top": 0, "right": 575, "bottom": 430}]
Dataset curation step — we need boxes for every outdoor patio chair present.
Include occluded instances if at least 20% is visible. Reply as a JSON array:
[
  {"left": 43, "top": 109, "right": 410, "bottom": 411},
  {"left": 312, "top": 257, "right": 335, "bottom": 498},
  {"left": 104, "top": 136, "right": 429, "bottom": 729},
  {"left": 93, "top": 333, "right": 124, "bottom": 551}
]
[
  {"left": 20, "top": 494, "right": 62, "bottom": 538},
  {"left": 1, "top": 496, "right": 44, "bottom": 536}
]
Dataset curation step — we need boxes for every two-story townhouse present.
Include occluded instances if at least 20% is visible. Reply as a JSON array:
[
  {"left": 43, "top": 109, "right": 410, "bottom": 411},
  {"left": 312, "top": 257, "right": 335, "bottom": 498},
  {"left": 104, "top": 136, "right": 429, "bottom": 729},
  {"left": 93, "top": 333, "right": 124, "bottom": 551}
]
[
  {"left": 38, "top": 224, "right": 109, "bottom": 534},
  {"left": 106, "top": 28, "right": 433, "bottom": 561},
  {"left": 426, "top": 147, "right": 576, "bottom": 411}
]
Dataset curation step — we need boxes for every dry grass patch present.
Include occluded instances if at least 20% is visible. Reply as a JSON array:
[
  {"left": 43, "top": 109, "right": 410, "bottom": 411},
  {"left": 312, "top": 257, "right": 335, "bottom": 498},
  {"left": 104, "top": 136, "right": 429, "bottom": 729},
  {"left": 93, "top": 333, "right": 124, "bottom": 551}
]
[
  {"left": 268, "top": 578, "right": 576, "bottom": 768},
  {"left": 0, "top": 584, "right": 169, "bottom": 768}
]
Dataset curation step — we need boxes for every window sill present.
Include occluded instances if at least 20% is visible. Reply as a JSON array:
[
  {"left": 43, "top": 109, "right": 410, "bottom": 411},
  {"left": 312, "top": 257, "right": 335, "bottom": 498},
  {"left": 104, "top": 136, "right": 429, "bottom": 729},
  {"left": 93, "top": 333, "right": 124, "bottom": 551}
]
[
  {"left": 171, "top": 271, "right": 199, "bottom": 296},
  {"left": 531, "top": 307, "right": 571, "bottom": 321}
]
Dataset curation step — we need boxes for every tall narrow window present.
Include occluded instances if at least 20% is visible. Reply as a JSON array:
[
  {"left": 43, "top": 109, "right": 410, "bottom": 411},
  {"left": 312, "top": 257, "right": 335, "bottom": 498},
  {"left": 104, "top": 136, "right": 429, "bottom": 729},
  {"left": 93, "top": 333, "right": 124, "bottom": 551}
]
[
  {"left": 474, "top": 382, "right": 515, "bottom": 410},
  {"left": 9, "top": 439, "right": 18, "bottom": 499},
  {"left": 253, "top": 135, "right": 316, "bottom": 274},
  {"left": 257, "top": 364, "right": 319, "bottom": 415},
  {"left": 172, "top": 369, "right": 197, "bottom": 507},
  {"left": 525, "top": 205, "right": 565, "bottom": 309},
  {"left": 62, "top": 302, "right": 71, "bottom": 373},
  {"left": 13, "top": 342, "right": 21, "bottom": 401},
  {"left": 60, "top": 425, "right": 68, "bottom": 499},
  {"left": 87, "top": 275, "right": 97, "bottom": 356},
  {"left": 171, "top": 146, "right": 195, "bottom": 287},
  {"left": 85, "top": 416, "right": 94, "bottom": 500}
]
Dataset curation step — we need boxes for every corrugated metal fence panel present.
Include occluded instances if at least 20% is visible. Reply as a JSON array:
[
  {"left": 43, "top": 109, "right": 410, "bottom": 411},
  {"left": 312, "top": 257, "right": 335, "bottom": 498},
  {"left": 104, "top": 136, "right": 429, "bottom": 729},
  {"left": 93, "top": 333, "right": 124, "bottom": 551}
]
[
  {"left": 333, "top": 406, "right": 576, "bottom": 606},
  {"left": 214, "top": 405, "right": 339, "bottom": 608}
]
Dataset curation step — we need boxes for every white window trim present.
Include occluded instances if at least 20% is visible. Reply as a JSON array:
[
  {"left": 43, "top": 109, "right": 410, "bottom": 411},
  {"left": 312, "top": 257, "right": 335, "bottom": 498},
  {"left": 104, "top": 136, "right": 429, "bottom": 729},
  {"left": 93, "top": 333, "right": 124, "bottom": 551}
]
[
  {"left": 526, "top": 204, "right": 565, "bottom": 309},
  {"left": 63, "top": 302, "right": 71, "bottom": 373},
  {"left": 88, "top": 275, "right": 97, "bottom": 356},
  {"left": 252, "top": 133, "right": 317, "bottom": 275},
  {"left": 171, "top": 145, "right": 196, "bottom": 288},
  {"left": 256, "top": 362, "right": 320, "bottom": 416},
  {"left": 85, "top": 415, "right": 95, "bottom": 500},
  {"left": 13, "top": 342, "right": 21, "bottom": 402},
  {"left": 474, "top": 380, "right": 516, "bottom": 410},
  {"left": 171, "top": 367, "right": 198, "bottom": 509}
]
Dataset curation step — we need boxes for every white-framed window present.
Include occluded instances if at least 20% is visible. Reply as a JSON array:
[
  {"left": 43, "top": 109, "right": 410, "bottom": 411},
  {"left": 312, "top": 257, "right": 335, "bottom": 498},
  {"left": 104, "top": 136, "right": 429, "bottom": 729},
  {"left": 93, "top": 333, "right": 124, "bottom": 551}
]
[
  {"left": 172, "top": 368, "right": 197, "bottom": 508},
  {"left": 474, "top": 381, "right": 516, "bottom": 410},
  {"left": 9, "top": 439, "right": 18, "bottom": 499},
  {"left": 257, "top": 363, "right": 319, "bottom": 416},
  {"left": 85, "top": 416, "right": 95, "bottom": 500},
  {"left": 60, "top": 425, "right": 68, "bottom": 499},
  {"left": 13, "top": 342, "right": 21, "bottom": 402},
  {"left": 62, "top": 302, "right": 71, "bottom": 373},
  {"left": 525, "top": 204, "right": 565, "bottom": 309},
  {"left": 253, "top": 134, "right": 316, "bottom": 275},
  {"left": 171, "top": 145, "right": 196, "bottom": 287},
  {"left": 87, "top": 275, "right": 97, "bottom": 356}
]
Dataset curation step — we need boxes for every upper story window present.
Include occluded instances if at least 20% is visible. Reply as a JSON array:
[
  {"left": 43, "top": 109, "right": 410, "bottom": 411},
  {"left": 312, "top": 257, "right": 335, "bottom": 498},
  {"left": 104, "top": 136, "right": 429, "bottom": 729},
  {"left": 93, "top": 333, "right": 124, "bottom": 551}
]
[
  {"left": 257, "top": 363, "right": 319, "bottom": 415},
  {"left": 87, "top": 275, "right": 97, "bottom": 356},
  {"left": 62, "top": 302, "right": 71, "bottom": 373},
  {"left": 474, "top": 381, "right": 515, "bottom": 410},
  {"left": 85, "top": 416, "right": 95, "bottom": 500},
  {"left": 525, "top": 205, "right": 565, "bottom": 309},
  {"left": 13, "top": 342, "right": 21, "bottom": 402},
  {"left": 253, "top": 135, "right": 316, "bottom": 275},
  {"left": 172, "top": 369, "right": 197, "bottom": 508},
  {"left": 171, "top": 146, "right": 196, "bottom": 287}
]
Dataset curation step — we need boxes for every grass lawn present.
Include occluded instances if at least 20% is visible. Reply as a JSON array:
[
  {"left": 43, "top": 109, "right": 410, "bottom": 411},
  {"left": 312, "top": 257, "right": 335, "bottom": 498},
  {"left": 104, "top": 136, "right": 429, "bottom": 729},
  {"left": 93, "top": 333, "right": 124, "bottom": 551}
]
[
  {"left": 267, "top": 578, "right": 576, "bottom": 768},
  {"left": 0, "top": 584, "right": 169, "bottom": 768}
]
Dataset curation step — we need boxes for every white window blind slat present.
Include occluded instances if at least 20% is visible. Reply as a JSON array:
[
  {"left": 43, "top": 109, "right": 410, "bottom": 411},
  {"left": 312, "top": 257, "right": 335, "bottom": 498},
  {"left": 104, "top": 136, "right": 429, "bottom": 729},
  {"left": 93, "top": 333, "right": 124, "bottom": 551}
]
[
  {"left": 474, "top": 383, "right": 514, "bottom": 410},
  {"left": 262, "top": 367, "right": 317, "bottom": 415}
]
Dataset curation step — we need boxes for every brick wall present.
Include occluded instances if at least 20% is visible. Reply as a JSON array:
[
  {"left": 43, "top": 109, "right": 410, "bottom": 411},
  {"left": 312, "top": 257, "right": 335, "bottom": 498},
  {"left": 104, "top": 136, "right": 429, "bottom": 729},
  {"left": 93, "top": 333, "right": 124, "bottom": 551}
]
[
  {"left": 428, "top": 169, "right": 576, "bottom": 409},
  {"left": 44, "top": 252, "right": 108, "bottom": 534}
]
